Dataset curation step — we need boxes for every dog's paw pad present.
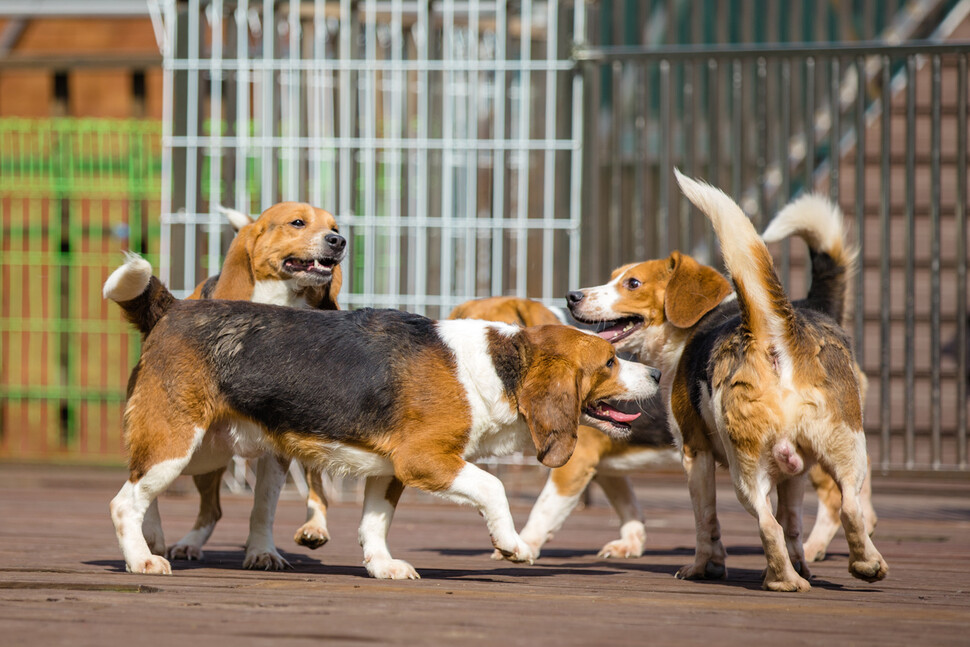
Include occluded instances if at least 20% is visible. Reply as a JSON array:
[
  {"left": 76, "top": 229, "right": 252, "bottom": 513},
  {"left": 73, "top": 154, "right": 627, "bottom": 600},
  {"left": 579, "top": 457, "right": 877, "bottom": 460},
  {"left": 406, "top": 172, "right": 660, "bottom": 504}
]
[
  {"left": 849, "top": 557, "right": 888, "bottom": 582},
  {"left": 597, "top": 539, "right": 644, "bottom": 559},
  {"left": 167, "top": 543, "right": 204, "bottom": 561},
  {"left": 243, "top": 550, "right": 291, "bottom": 571},
  {"left": 131, "top": 555, "right": 172, "bottom": 575},
  {"left": 294, "top": 525, "right": 330, "bottom": 550},
  {"left": 366, "top": 558, "right": 420, "bottom": 580}
]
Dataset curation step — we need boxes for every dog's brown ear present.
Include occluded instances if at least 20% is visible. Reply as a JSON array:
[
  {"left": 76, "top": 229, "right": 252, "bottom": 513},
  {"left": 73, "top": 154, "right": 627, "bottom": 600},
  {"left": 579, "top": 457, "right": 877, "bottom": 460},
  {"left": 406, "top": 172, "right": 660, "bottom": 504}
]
[
  {"left": 518, "top": 358, "right": 580, "bottom": 468},
  {"left": 664, "top": 251, "right": 732, "bottom": 329},
  {"left": 211, "top": 222, "right": 257, "bottom": 300}
]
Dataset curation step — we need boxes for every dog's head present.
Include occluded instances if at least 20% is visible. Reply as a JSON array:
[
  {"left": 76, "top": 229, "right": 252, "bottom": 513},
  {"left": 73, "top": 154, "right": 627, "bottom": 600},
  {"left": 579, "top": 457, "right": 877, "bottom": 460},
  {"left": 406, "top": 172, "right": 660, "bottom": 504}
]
[
  {"left": 565, "top": 251, "right": 732, "bottom": 364},
  {"left": 213, "top": 202, "right": 345, "bottom": 306},
  {"left": 515, "top": 325, "right": 660, "bottom": 467}
]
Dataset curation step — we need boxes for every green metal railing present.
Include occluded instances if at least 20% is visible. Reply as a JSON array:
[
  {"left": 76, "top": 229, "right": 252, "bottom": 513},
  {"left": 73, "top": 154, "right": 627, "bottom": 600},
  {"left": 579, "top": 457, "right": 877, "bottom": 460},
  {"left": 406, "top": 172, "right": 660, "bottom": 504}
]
[{"left": 0, "top": 118, "right": 162, "bottom": 463}]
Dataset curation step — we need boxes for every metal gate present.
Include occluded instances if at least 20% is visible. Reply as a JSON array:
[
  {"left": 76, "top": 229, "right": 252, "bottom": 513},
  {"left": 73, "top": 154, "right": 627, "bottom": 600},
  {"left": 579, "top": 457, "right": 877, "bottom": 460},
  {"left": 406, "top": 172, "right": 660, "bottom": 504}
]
[{"left": 152, "top": 0, "right": 586, "bottom": 319}]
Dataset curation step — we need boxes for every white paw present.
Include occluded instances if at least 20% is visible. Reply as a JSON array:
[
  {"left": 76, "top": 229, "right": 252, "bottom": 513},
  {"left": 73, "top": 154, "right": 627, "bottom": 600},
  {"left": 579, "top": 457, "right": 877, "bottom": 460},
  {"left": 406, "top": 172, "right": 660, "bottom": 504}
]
[
  {"left": 597, "top": 537, "right": 645, "bottom": 559},
  {"left": 243, "top": 548, "right": 291, "bottom": 571},
  {"left": 365, "top": 557, "right": 420, "bottom": 580},
  {"left": 128, "top": 555, "right": 172, "bottom": 575},
  {"left": 494, "top": 537, "right": 535, "bottom": 565},
  {"left": 167, "top": 542, "right": 204, "bottom": 561}
]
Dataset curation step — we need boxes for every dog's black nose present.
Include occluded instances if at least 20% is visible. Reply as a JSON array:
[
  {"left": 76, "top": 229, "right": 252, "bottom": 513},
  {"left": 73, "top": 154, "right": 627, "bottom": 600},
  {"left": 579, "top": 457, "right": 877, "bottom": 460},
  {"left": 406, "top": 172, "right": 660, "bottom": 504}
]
[
  {"left": 649, "top": 367, "right": 662, "bottom": 382},
  {"left": 566, "top": 290, "right": 585, "bottom": 305},
  {"left": 326, "top": 233, "right": 346, "bottom": 252}
]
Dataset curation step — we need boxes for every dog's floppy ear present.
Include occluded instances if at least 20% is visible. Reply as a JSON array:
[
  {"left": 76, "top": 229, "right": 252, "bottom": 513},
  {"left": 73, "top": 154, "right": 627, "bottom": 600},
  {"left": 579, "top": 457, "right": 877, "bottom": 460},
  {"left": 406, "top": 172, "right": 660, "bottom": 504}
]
[
  {"left": 326, "top": 263, "right": 342, "bottom": 309},
  {"left": 664, "top": 250, "right": 732, "bottom": 329},
  {"left": 211, "top": 222, "right": 258, "bottom": 300},
  {"left": 518, "top": 357, "right": 580, "bottom": 468}
]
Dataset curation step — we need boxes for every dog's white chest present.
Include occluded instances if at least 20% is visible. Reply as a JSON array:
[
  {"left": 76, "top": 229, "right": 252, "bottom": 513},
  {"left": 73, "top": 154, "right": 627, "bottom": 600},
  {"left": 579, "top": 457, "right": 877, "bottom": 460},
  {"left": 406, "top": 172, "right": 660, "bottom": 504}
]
[{"left": 253, "top": 279, "right": 312, "bottom": 308}]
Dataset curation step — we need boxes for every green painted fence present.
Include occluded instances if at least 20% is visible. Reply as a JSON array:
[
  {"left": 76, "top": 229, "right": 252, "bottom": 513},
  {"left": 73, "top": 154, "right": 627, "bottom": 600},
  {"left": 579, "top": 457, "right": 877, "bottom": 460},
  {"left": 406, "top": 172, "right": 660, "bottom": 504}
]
[{"left": 0, "top": 118, "right": 162, "bottom": 463}]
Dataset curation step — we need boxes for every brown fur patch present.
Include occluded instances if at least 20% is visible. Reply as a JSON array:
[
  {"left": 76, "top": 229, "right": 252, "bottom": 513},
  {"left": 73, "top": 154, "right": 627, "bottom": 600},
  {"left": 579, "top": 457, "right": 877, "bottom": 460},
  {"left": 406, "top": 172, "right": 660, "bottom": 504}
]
[
  {"left": 448, "top": 296, "right": 562, "bottom": 327},
  {"left": 549, "top": 425, "right": 614, "bottom": 496},
  {"left": 664, "top": 252, "right": 733, "bottom": 329}
]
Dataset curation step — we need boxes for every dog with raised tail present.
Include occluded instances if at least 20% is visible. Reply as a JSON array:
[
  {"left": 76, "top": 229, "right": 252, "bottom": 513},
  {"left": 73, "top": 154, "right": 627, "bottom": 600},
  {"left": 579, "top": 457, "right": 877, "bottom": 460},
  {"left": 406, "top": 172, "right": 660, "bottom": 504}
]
[{"left": 566, "top": 170, "right": 887, "bottom": 591}]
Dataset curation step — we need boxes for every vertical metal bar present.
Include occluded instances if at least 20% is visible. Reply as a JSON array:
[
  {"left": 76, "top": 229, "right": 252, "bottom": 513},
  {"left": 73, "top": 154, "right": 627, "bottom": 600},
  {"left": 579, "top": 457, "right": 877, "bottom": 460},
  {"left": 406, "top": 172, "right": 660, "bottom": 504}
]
[
  {"left": 364, "top": 0, "right": 377, "bottom": 301},
  {"left": 904, "top": 55, "right": 916, "bottom": 469},
  {"left": 159, "top": 0, "right": 176, "bottom": 283},
  {"left": 755, "top": 56, "right": 767, "bottom": 229},
  {"left": 541, "top": 0, "right": 558, "bottom": 300},
  {"left": 659, "top": 59, "right": 671, "bottom": 256},
  {"left": 805, "top": 56, "right": 815, "bottom": 192},
  {"left": 568, "top": 0, "right": 585, "bottom": 292},
  {"left": 683, "top": 60, "right": 695, "bottom": 255},
  {"left": 389, "top": 0, "right": 403, "bottom": 304},
  {"left": 440, "top": 2, "right": 455, "bottom": 307},
  {"left": 706, "top": 57, "right": 718, "bottom": 258},
  {"left": 234, "top": 0, "right": 250, "bottom": 212},
  {"left": 184, "top": 0, "right": 201, "bottom": 290},
  {"left": 731, "top": 59, "right": 742, "bottom": 203},
  {"left": 516, "top": 0, "right": 532, "bottom": 297},
  {"left": 338, "top": 0, "right": 352, "bottom": 238},
  {"left": 286, "top": 0, "right": 300, "bottom": 200},
  {"left": 208, "top": 0, "right": 224, "bottom": 277},
  {"left": 260, "top": 0, "right": 275, "bottom": 209},
  {"left": 830, "top": 56, "right": 840, "bottom": 204},
  {"left": 879, "top": 55, "right": 891, "bottom": 470},
  {"left": 609, "top": 60, "right": 622, "bottom": 257},
  {"left": 310, "top": 0, "right": 325, "bottom": 208},
  {"left": 414, "top": 0, "right": 429, "bottom": 315},
  {"left": 491, "top": 0, "right": 508, "bottom": 297},
  {"left": 463, "top": 2, "right": 480, "bottom": 300},
  {"left": 930, "top": 54, "right": 942, "bottom": 469},
  {"left": 854, "top": 55, "right": 866, "bottom": 363},
  {"left": 779, "top": 57, "right": 792, "bottom": 287},
  {"left": 958, "top": 53, "right": 968, "bottom": 470}
]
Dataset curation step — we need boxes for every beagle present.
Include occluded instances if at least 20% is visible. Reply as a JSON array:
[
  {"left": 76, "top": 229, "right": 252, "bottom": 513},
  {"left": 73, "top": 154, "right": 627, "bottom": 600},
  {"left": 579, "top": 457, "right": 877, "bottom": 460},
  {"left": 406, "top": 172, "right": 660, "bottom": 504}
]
[
  {"left": 104, "top": 260, "right": 660, "bottom": 578},
  {"left": 108, "top": 202, "right": 345, "bottom": 570},
  {"left": 565, "top": 170, "right": 887, "bottom": 591},
  {"left": 448, "top": 297, "right": 676, "bottom": 560}
]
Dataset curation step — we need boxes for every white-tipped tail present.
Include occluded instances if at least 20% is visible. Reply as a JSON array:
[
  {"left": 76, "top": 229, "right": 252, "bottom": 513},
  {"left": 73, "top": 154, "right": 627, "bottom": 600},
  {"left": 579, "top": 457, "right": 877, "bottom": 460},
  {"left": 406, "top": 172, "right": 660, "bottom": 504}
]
[
  {"left": 216, "top": 205, "right": 254, "bottom": 232},
  {"left": 673, "top": 169, "right": 792, "bottom": 347},
  {"left": 762, "top": 193, "right": 845, "bottom": 255},
  {"left": 103, "top": 252, "right": 153, "bottom": 302}
]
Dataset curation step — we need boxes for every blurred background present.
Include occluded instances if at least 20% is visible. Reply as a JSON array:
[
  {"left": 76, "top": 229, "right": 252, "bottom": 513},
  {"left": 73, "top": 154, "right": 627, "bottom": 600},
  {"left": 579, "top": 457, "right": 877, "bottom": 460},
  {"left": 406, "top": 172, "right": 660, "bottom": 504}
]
[{"left": 0, "top": 1, "right": 967, "bottom": 488}]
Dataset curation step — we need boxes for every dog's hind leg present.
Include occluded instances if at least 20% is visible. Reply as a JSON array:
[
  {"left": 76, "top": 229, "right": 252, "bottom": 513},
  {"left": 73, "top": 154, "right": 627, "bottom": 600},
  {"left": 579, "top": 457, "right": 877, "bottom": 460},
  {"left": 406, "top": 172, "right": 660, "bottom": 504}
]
[
  {"left": 821, "top": 432, "right": 888, "bottom": 583},
  {"left": 243, "top": 453, "right": 291, "bottom": 570},
  {"left": 359, "top": 475, "right": 415, "bottom": 579},
  {"left": 167, "top": 468, "right": 224, "bottom": 561},
  {"left": 142, "top": 498, "right": 166, "bottom": 556},
  {"left": 803, "top": 464, "right": 841, "bottom": 561},
  {"left": 595, "top": 474, "right": 646, "bottom": 559},
  {"left": 676, "top": 450, "right": 727, "bottom": 580},
  {"left": 294, "top": 465, "right": 331, "bottom": 550},
  {"left": 732, "top": 466, "right": 811, "bottom": 592},
  {"left": 111, "top": 427, "right": 206, "bottom": 575},
  {"left": 775, "top": 474, "right": 810, "bottom": 578}
]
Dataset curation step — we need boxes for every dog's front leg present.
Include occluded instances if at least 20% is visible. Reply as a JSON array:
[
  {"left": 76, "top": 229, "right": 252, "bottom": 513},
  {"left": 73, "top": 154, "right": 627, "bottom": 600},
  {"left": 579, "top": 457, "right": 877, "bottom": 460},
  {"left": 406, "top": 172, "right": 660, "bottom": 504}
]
[
  {"left": 676, "top": 450, "right": 727, "bottom": 580},
  {"left": 440, "top": 462, "right": 535, "bottom": 564},
  {"left": 294, "top": 465, "right": 331, "bottom": 549},
  {"left": 359, "top": 475, "right": 416, "bottom": 579},
  {"left": 243, "top": 453, "right": 291, "bottom": 570}
]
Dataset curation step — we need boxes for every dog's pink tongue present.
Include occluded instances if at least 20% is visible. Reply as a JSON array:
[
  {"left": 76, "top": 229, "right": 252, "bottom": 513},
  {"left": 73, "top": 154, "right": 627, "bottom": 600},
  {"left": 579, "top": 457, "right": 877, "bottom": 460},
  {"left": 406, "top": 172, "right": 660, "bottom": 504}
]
[
  {"left": 597, "top": 324, "right": 625, "bottom": 342},
  {"left": 591, "top": 403, "right": 640, "bottom": 423}
]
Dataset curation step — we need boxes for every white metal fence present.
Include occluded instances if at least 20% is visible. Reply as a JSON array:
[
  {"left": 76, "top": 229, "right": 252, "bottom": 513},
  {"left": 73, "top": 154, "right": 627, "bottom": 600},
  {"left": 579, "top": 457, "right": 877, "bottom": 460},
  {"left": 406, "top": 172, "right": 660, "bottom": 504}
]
[{"left": 152, "top": 0, "right": 585, "bottom": 319}]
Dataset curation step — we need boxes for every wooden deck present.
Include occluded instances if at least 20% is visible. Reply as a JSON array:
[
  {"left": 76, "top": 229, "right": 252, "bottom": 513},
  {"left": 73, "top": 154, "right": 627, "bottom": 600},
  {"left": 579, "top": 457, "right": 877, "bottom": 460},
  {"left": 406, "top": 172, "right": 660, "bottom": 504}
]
[{"left": 1, "top": 462, "right": 968, "bottom": 646}]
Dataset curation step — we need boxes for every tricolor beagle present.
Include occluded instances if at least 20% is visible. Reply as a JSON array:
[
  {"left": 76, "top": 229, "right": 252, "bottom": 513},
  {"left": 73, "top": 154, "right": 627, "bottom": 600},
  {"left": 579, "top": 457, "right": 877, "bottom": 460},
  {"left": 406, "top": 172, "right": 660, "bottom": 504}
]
[
  {"left": 106, "top": 202, "right": 345, "bottom": 570},
  {"left": 105, "top": 262, "right": 660, "bottom": 579},
  {"left": 565, "top": 171, "right": 887, "bottom": 591}
]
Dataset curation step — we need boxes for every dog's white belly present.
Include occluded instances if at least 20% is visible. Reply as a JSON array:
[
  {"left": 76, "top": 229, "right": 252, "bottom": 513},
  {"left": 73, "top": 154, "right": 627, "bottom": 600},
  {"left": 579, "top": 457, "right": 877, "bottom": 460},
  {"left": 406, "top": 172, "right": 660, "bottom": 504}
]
[
  {"left": 182, "top": 418, "right": 269, "bottom": 475},
  {"left": 462, "top": 418, "right": 533, "bottom": 462},
  {"left": 318, "top": 442, "right": 395, "bottom": 477},
  {"left": 599, "top": 446, "right": 680, "bottom": 474}
]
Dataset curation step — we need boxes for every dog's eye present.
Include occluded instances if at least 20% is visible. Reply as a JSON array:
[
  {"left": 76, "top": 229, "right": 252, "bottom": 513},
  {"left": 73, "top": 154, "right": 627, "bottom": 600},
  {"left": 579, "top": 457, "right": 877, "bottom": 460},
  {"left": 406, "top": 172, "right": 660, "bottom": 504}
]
[
  {"left": 625, "top": 278, "right": 641, "bottom": 290},
  {"left": 290, "top": 219, "right": 306, "bottom": 228},
  {"left": 606, "top": 357, "right": 616, "bottom": 369}
]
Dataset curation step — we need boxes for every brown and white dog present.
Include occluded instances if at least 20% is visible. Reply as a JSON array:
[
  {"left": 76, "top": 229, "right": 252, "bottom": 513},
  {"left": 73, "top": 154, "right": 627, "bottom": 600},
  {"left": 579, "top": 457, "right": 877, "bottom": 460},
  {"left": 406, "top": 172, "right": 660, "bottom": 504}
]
[
  {"left": 106, "top": 202, "right": 345, "bottom": 570},
  {"left": 565, "top": 171, "right": 887, "bottom": 591},
  {"left": 104, "top": 261, "right": 660, "bottom": 578},
  {"left": 448, "top": 297, "right": 675, "bottom": 560}
]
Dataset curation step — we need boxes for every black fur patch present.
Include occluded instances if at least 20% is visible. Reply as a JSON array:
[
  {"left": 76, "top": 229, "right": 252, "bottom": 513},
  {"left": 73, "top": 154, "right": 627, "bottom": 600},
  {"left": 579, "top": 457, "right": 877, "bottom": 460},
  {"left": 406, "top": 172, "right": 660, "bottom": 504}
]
[
  {"left": 118, "top": 275, "right": 177, "bottom": 338},
  {"left": 198, "top": 274, "right": 220, "bottom": 299},
  {"left": 159, "top": 301, "right": 450, "bottom": 442},
  {"left": 485, "top": 328, "right": 530, "bottom": 402}
]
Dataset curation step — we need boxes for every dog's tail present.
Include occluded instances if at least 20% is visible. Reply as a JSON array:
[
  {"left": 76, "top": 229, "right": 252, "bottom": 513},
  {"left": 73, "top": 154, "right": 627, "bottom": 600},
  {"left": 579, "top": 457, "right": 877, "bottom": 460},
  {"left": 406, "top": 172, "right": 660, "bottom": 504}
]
[
  {"left": 674, "top": 169, "right": 796, "bottom": 364},
  {"left": 102, "top": 252, "right": 177, "bottom": 337},
  {"left": 761, "top": 194, "right": 857, "bottom": 327}
]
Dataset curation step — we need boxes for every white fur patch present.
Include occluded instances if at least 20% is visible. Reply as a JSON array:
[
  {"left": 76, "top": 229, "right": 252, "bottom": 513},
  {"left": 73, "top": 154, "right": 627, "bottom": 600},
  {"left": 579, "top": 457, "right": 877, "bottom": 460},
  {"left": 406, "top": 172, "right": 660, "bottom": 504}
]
[
  {"left": 435, "top": 320, "right": 528, "bottom": 460},
  {"left": 318, "top": 442, "right": 395, "bottom": 477},
  {"left": 252, "top": 279, "right": 312, "bottom": 308},
  {"left": 598, "top": 446, "right": 680, "bottom": 473},
  {"left": 103, "top": 252, "right": 152, "bottom": 302}
]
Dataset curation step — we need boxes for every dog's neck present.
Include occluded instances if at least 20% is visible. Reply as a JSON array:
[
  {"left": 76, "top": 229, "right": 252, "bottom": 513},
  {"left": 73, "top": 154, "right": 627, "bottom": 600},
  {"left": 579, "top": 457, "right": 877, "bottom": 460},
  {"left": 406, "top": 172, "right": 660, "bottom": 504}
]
[{"left": 252, "top": 279, "right": 317, "bottom": 309}]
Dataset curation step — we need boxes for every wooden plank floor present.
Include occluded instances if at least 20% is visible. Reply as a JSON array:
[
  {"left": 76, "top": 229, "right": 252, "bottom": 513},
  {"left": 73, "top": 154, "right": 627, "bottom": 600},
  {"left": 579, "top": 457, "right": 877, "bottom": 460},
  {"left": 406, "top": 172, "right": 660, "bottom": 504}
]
[{"left": 1, "top": 462, "right": 968, "bottom": 646}]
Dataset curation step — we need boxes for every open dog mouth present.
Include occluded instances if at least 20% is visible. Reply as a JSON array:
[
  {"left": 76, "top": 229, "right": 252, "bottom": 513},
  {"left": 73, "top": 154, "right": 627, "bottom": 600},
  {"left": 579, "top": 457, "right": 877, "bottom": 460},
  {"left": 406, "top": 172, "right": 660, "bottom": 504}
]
[
  {"left": 593, "top": 316, "right": 644, "bottom": 343},
  {"left": 582, "top": 401, "right": 641, "bottom": 432},
  {"left": 283, "top": 256, "right": 338, "bottom": 277}
]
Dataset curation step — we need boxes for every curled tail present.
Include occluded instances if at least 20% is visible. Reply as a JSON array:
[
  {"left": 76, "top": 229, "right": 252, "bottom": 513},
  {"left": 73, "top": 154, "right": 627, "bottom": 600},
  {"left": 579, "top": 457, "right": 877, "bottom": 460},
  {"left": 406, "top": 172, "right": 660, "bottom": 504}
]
[
  {"left": 761, "top": 194, "right": 857, "bottom": 326},
  {"left": 674, "top": 169, "right": 795, "bottom": 353},
  {"left": 102, "top": 252, "right": 176, "bottom": 337}
]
